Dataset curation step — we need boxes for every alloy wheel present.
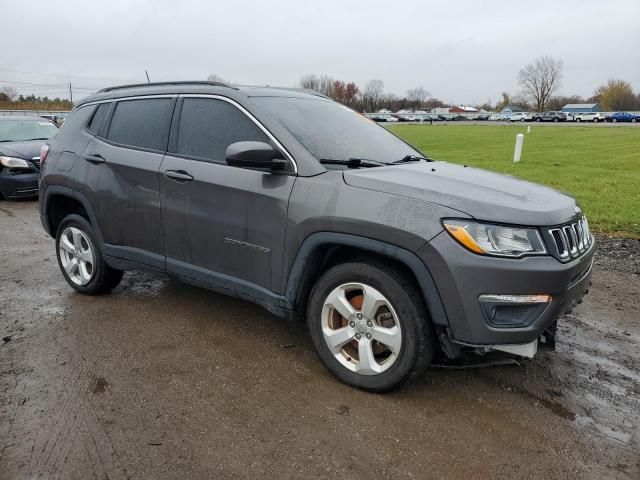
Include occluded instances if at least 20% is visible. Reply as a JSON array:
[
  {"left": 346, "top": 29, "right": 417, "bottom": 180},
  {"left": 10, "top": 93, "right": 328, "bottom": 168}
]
[
  {"left": 321, "top": 283, "right": 402, "bottom": 375},
  {"left": 59, "top": 227, "right": 95, "bottom": 286}
]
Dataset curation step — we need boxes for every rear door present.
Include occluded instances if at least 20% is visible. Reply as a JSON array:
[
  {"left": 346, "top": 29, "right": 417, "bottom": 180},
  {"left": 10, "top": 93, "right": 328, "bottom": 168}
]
[
  {"left": 80, "top": 96, "right": 175, "bottom": 268},
  {"left": 159, "top": 95, "right": 296, "bottom": 292}
]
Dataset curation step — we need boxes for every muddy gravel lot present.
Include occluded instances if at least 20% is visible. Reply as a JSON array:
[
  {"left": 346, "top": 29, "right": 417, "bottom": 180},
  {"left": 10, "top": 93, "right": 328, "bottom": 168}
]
[{"left": 1, "top": 200, "right": 638, "bottom": 480}]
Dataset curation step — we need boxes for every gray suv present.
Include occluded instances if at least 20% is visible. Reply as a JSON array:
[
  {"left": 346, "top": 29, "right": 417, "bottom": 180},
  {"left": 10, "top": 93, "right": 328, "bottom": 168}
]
[{"left": 39, "top": 81, "right": 595, "bottom": 391}]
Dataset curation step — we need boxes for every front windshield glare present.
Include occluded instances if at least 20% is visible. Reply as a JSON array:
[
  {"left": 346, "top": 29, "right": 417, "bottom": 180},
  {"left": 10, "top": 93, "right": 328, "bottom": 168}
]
[
  {"left": 0, "top": 120, "right": 58, "bottom": 142},
  {"left": 253, "top": 97, "right": 422, "bottom": 164}
]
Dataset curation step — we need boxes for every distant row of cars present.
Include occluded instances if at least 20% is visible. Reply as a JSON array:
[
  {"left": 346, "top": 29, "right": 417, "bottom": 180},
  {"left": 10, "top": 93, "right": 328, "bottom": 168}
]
[
  {"left": 370, "top": 112, "right": 494, "bottom": 122},
  {"left": 505, "top": 111, "right": 639, "bottom": 123},
  {"left": 370, "top": 111, "right": 640, "bottom": 123}
]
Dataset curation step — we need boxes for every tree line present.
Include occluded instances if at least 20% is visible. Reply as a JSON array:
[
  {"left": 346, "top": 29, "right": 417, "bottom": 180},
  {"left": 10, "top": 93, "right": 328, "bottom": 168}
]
[
  {"left": 0, "top": 87, "right": 73, "bottom": 111},
  {"left": 294, "top": 56, "right": 639, "bottom": 113}
]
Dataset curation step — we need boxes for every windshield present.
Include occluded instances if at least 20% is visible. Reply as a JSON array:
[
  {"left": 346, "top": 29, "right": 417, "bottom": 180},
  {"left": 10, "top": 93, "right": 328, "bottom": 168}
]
[
  {"left": 253, "top": 97, "right": 422, "bottom": 163},
  {"left": 0, "top": 120, "right": 58, "bottom": 142}
]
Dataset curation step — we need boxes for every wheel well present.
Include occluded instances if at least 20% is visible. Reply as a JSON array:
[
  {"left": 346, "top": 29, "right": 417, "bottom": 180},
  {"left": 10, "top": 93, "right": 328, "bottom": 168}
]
[
  {"left": 293, "top": 244, "right": 425, "bottom": 317},
  {"left": 47, "top": 194, "right": 90, "bottom": 235}
]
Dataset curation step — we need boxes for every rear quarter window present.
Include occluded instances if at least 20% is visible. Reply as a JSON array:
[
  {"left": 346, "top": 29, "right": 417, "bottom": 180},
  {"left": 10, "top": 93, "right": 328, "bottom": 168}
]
[
  {"left": 106, "top": 98, "right": 174, "bottom": 151},
  {"left": 87, "top": 103, "right": 110, "bottom": 135}
]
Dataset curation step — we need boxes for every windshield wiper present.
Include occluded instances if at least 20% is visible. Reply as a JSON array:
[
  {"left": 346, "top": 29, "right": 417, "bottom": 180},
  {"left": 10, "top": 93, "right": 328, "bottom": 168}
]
[
  {"left": 319, "top": 158, "right": 384, "bottom": 168},
  {"left": 22, "top": 137, "right": 50, "bottom": 141},
  {"left": 392, "top": 154, "right": 433, "bottom": 164}
]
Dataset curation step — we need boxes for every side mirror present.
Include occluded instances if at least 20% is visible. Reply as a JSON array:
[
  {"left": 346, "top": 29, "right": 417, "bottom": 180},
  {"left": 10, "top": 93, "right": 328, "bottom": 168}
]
[{"left": 225, "top": 141, "right": 287, "bottom": 170}]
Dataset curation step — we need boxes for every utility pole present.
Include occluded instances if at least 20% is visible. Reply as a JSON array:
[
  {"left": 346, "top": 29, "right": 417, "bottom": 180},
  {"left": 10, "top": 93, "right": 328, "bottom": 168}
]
[{"left": 68, "top": 83, "right": 73, "bottom": 104}]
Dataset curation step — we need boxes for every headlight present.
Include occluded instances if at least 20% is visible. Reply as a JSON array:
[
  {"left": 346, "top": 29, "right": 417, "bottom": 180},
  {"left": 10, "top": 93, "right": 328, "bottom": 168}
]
[
  {"left": 443, "top": 220, "right": 546, "bottom": 257},
  {"left": 0, "top": 156, "right": 30, "bottom": 169}
]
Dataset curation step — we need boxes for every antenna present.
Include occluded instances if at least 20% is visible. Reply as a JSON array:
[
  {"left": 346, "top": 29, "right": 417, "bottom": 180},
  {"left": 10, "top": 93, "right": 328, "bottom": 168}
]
[{"left": 145, "top": 70, "right": 150, "bottom": 83}]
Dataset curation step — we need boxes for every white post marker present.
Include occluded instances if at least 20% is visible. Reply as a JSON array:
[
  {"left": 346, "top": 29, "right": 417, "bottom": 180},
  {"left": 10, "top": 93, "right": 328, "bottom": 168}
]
[
  {"left": 527, "top": 125, "right": 531, "bottom": 134},
  {"left": 513, "top": 133, "right": 524, "bottom": 162}
]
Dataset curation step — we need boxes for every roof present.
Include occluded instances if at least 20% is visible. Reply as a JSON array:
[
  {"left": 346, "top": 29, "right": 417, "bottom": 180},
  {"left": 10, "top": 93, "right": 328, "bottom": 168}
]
[
  {"left": 562, "top": 103, "right": 598, "bottom": 109},
  {"left": 450, "top": 105, "right": 478, "bottom": 112},
  {"left": 79, "top": 81, "right": 327, "bottom": 106}
]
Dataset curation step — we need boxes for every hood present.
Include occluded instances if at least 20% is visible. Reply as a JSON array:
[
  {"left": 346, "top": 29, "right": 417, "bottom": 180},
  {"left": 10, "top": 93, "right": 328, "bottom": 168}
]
[
  {"left": 0, "top": 140, "right": 45, "bottom": 160},
  {"left": 343, "top": 161, "right": 580, "bottom": 226}
]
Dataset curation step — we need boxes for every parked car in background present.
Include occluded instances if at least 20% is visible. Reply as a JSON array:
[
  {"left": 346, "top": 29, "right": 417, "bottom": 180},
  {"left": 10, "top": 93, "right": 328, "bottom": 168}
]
[
  {"left": 38, "top": 81, "right": 595, "bottom": 391},
  {"left": 606, "top": 112, "right": 639, "bottom": 123},
  {"left": 532, "top": 111, "right": 567, "bottom": 122},
  {"left": 575, "top": 112, "right": 606, "bottom": 123},
  {"left": 508, "top": 112, "right": 532, "bottom": 122},
  {"left": 371, "top": 113, "right": 399, "bottom": 122},
  {"left": 0, "top": 116, "right": 58, "bottom": 199}
]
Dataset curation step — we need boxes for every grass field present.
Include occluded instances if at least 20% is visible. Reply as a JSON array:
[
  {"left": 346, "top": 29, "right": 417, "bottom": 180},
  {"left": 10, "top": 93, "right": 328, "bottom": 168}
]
[{"left": 388, "top": 124, "right": 640, "bottom": 238}]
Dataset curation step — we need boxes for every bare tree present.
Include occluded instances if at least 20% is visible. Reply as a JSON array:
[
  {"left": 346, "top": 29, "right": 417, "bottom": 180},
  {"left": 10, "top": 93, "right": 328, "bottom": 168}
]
[
  {"left": 517, "top": 56, "right": 563, "bottom": 112},
  {"left": 0, "top": 86, "right": 18, "bottom": 101},
  {"left": 299, "top": 74, "right": 334, "bottom": 97},
  {"left": 406, "top": 86, "right": 430, "bottom": 109},
  {"left": 299, "top": 74, "right": 319, "bottom": 91},
  {"left": 207, "top": 74, "right": 227, "bottom": 83},
  {"left": 362, "top": 79, "right": 384, "bottom": 112}
]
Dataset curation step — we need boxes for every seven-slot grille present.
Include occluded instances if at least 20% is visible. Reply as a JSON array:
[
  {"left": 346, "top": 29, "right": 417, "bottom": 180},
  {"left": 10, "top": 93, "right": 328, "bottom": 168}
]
[{"left": 548, "top": 216, "right": 592, "bottom": 260}]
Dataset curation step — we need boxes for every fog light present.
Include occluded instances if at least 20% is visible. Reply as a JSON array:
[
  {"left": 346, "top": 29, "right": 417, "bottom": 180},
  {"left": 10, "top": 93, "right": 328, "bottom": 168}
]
[{"left": 479, "top": 294, "right": 551, "bottom": 328}]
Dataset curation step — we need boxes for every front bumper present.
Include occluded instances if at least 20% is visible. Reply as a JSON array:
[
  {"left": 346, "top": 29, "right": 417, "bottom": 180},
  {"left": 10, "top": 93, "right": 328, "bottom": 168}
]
[
  {"left": 0, "top": 171, "right": 39, "bottom": 198},
  {"left": 418, "top": 230, "right": 595, "bottom": 346}
]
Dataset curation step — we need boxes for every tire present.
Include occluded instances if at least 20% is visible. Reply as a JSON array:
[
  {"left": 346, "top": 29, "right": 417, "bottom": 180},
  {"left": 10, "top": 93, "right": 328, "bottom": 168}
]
[
  {"left": 520, "top": 118, "right": 525, "bottom": 122},
  {"left": 576, "top": 118, "right": 581, "bottom": 122},
  {"left": 553, "top": 117, "right": 559, "bottom": 122},
  {"left": 536, "top": 117, "right": 542, "bottom": 122},
  {"left": 632, "top": 118, "right": 637, "bottom": 123},
  {"left": 592, "top": 118, "right": 597, "bottom": 123},
  {"left": 612, "top": 118, "right": 618, "bottom": 123},
  {"left": 306, "top": 260, "right": 434, "bottom": 392},
  {"left": 55, "top": 214, "right": 123, "bottom": 294}
]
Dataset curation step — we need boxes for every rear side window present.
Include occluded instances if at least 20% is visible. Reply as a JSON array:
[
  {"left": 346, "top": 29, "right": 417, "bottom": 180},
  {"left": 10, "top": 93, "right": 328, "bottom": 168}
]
[
  {"left": 176, "top": 98, "right": 269, "bottom": 162},
  {"left": 106, "top": 98, "right": 173, "bottom": 151},
  {"left": 87, "top": 103, "right": 110, "bottom": 134}
]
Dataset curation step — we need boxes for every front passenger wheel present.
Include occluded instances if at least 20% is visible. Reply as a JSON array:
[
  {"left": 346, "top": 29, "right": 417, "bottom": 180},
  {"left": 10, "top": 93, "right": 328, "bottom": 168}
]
[
  {"left": 56, "top": 214, "right": 123, "bottom": 294},
  {"left": 307, "top": 261, "right": 434, "bottom": 392}
]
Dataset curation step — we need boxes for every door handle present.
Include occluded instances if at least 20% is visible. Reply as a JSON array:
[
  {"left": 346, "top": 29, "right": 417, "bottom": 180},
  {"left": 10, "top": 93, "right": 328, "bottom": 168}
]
[
  {"left": 164, "top": 170, "right": 194, "bottom": 182},
  {"left": 84, "top": 154, "right": 105, "bottom": 164}
]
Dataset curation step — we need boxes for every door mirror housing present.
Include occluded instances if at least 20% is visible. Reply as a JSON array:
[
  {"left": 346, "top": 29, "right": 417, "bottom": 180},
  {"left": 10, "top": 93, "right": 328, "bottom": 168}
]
[{"left": 225, "top": 141, "right": 287, "bottom": 170}]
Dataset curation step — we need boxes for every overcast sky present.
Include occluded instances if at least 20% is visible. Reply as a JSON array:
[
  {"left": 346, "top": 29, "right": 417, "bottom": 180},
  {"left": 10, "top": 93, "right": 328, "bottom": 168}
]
[{"left": 2, "top": 0, "right": 639, "bottom": 104}]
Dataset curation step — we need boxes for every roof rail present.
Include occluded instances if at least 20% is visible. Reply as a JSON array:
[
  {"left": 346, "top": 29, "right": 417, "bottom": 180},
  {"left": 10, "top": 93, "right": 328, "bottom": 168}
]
[{"left": 97, "top": 80, "right": 235, "bottom": 93}]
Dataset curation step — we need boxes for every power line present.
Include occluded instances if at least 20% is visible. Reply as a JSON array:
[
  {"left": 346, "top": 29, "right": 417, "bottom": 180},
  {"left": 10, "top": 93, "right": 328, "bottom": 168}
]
[
  {"left": 0, "top": 67, "right": 137, "bottom": 84},
  {"left": 0, "top": 80, "right": 98, "bottom": 92}
]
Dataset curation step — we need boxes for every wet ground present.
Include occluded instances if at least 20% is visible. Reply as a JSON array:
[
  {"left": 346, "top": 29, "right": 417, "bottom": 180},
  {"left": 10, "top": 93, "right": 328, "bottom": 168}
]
[{"left": 1, "top": 200, "right": 638, "bottom": 479}]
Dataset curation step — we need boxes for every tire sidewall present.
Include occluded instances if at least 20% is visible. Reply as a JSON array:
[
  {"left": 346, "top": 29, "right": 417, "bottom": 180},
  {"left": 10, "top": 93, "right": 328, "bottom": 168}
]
[
  {"left": 307, "top": 262, "right": 431, "bottom": 392},
  {"left": 55, "top": 214, "right": 106, "bottom": 294}
]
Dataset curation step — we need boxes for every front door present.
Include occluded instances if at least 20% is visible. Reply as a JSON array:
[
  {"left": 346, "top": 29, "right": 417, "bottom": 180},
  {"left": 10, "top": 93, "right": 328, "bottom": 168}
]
[{"left": 159, "top": 96, "right": 295, "bottom": 292}]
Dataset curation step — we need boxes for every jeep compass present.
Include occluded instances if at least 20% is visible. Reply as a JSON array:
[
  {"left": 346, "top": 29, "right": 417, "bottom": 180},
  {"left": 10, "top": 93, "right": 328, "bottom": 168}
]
[{"left": 39, "top": 81, "right": 595, "bottom": 391}]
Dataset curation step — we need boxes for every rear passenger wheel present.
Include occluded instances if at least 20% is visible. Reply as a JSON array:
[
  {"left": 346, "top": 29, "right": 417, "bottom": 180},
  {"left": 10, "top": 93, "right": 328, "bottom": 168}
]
[
  {"left": 307, "top": 261, "right": 433, "bottom": 392},
  {"left": 56, "top": 214, "right": 123, "bottom": 294}
]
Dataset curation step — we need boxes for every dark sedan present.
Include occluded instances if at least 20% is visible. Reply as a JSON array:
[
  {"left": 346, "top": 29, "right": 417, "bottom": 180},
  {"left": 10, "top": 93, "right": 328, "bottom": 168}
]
[{"left": 0, "top": 116, "right": 58, "bottom": 199}]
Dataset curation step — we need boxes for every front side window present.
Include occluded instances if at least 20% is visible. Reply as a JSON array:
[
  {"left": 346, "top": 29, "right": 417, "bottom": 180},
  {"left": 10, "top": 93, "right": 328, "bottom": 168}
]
[
  {"left": 176, "top": 98, "right": 269, "bottom": 162},
  {"left": 252, "top": 97, "right": 421, "bottom": 164},
  {"left": 106, "top": 98, "right": 173, "bottom": 151}
]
